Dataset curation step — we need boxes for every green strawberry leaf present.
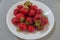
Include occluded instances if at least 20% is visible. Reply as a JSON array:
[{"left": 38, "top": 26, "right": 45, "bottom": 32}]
[
  {"left": 17, "top": 28, "right": 20, "bottom": 32},
  {"left": 35, "top": 20, "right": 41, "bottom": 27},
  {"left": 20, "top": 18, "right": 24, "bottom": 22},
  {"left": 23, "top": 5, "right": 29, "bottom": 10},
  {"left": 24, "top": 1, "right": 32, "bottom": 7}
]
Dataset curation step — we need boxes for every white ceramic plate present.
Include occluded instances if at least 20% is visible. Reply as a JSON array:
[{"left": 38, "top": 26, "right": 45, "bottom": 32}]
[{"left": 6, "top": 0, "right": 54, "bottom": 39}]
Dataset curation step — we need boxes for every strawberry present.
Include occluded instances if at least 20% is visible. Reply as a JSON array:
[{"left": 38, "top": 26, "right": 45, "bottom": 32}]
[
  {"left": 29, "top": 9, "right": 35, "bottom": 17},
  {"left": 17, "top": 23, "right": 27, "bottom": 31},
  {"left": 34, "top": 20, "right": 44, "bottom": 30},
  {"left": 12, "top": 17, "right": 20, "bottom": 25},
  {"left": 41, "top": 16, "right": 48, "bottom": 26},
  {"left": 34, "top": 14, "right": 40, "bottom": 20},
  {"left": 33, "top": 14, "right": 43, "bottom": 22},
  {"left": 14, "top": 9, "right": 20, "bottom": 16},
  {"left": 12, "top": 1, "right": 49, "bottom": 32},
  {"left": 20, "top": 7, "right": 28, "bottom": 15},
  {"left": 36, "top": 9, "right": 42, "bottom": 14},
  {"left": 16, "top": 13, "right": 25, "bottom": 22},
  {"left": 26, "top": 17, "right": 33, "bottom": 25},
  {"left": 30, "top": 5, "right": 37, "bottom": 11},
  {"left": 17, "top": 5, "right": 23, "bottom": 11},
  {"left": 28, "top": 26, "right": 35, "bottom": 32}
]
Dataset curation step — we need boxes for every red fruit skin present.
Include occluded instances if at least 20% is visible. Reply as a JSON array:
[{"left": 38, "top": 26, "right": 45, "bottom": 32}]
[
  {"left": 16, "top": 13, "right": 25, "bottom": 20},
  {"left": 17, "top": 5, "right": 23, "bottom": 11},
  {"left": 26, "top": 17, "right": 33, "bottom": 24},
  {"left": 17, "top": 23, "right": 27, "bottom": 31},
  {"left": 33, "top": 14, "right": 43, "bottom": 22},
  {"left": 28, "top": 26, "right": 35, "bottom": 32},
  {"left": 30, "top": 5, "right": 37, "bottom": 11},
  {"left": 14, "top": 9, "right": 19, "bottom": 16},
  {"left": 20, "top": 8, "right": 28, "bottom": 15},
  {"left": 36, "top": 9, "right": 42, "bottom": 14},
  {"left": 12, "top": 17, "right": 20, "bottom": 25},
  {"left": 41, "top": 17, "right": 48, "bottom": 26},
  {"left": 29, "top": 9, "right": 35, "bottom": 17}
]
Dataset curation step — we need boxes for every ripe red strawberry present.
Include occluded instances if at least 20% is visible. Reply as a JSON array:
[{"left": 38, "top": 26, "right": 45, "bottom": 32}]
[
  {"left": 26, "top": 17, "right": 33, "bottom": 25},
  {"left": 34, "top": 14, "right": 40, "bottom": 20},
  {"left": 16, "top": 13, "right": 25, "bottom": 22},
  {"left": 12, "top": 17, "right": 20, "bottom": 25},
  {"left": 30, "top": 5, "right": 37, "bottom": 11},
  {"left": 33, "top": 14, "right": 43, "bottom": 22},
  {"left": 17, "top": 5, "right": 23, "bottom": 11},
  {"left": 36, "top": 9, "right": 42, "bottom": 14},
  {"left": 14, "top": 9, "right": 20, "bottom": 16},
  {"left": 28, "top": 26, "right": 35, "bottom": 32},
  {"left": 20, "top": 7, "right": 28, "bottom": 15},
  {"left": 29, "top": 9, "right": 35, "bottom": 17},
  {"left": 17, "top": 23, "right": 27, "bottom": 31},
  {"left": 41, "top": 17, "right": 48, "bottom": 26}
]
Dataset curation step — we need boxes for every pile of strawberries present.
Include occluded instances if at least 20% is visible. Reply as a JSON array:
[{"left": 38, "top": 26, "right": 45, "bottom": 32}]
[{"left": 12, "top": 1, "right": 48, "bottom": 32}]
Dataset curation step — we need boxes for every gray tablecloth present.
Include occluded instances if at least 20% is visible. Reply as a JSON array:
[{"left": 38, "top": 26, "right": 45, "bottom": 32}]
[{"left": 0, "top": 0, "right": 60, "bottom": 40}]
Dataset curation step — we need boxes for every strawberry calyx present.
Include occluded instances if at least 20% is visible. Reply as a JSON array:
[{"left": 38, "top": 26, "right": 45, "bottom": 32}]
[
  {"left": 25, "top": 21, "right": 30, "bottom": 25},
  {"left": 35, "top": 20, "right": 41, "bottom": 27},
  {"left": 20, "top": 17, "right": 25, "bottom": 22},
  {"left": 24, "top": 1, "right": 32, "bottom": 7}
]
